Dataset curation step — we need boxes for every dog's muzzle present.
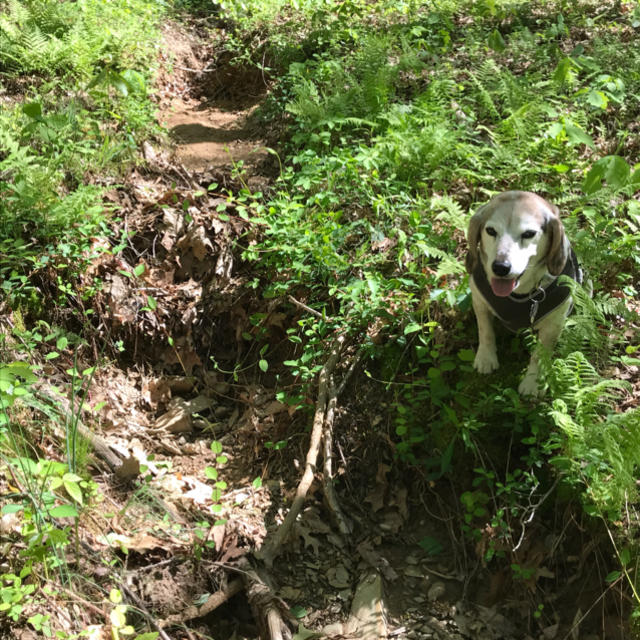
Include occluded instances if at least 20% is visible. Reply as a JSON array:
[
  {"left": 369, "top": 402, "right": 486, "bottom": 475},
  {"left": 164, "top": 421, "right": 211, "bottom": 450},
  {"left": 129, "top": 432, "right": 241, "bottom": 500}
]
[{"left": 473, "top": 249, "right": 582, "bottom": 332}]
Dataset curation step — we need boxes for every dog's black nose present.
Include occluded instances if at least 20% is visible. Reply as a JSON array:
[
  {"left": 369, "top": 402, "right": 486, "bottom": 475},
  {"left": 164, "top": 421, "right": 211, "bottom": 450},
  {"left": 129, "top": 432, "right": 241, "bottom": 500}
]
[{"left": 492, "top": 260, "right": 511, "bottom": 277}]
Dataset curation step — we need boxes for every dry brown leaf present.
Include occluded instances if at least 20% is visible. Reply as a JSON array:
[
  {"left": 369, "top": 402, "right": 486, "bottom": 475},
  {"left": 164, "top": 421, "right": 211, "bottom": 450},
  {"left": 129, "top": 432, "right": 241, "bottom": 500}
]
[
  {"left": 356, "top": 541, "right": 398, "bottom": 581},
  {"left": 389, "top": 486, "right": 408, "bottom": 520},
  {"left": 178, "top": 224, "right": 213, "bottom": 261},
  {"left": 260, "top": 399, "right": 287, "bottom": 416},
  {"left": 146, "top": 265, "right": 175, "bottom": 287},
  {"left": 211, "top": 521, "right": 226, "bottom": 550},
  {"left": 295, "top": 521, "right": 321, "bottom": 556},
  {"left": 161, "top": 337, "right": 202, "bottom": 374},
  {"left": 364, "top": 463, "right": 390, "bottom": 513},
  {"left": 154, "top": 399, "right": 193, "bottom": 433},
  {"left": 218, "top": 534, "right": 245, "bottom": 563},
  {"left": 125, "top": 532, "right": 167, "bottom": 551},
  {"left": 327, "top": 565, "right": 350, "bottom": 588},
  {"left": 215, "top": 243, "right": 233, "bottom": 279},
  {"left": 142, "top": 377, "right": 172, "bottom": 409}
]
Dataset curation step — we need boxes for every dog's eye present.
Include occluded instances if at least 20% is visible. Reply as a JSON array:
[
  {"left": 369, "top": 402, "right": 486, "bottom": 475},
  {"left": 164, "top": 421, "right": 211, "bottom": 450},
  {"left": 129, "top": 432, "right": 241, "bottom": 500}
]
[
  {"left": 521, "top": 230, "right": 536, "bottom": 240},
  {"left": 485, "top": 227, "right": 497, "bottom": 237}
]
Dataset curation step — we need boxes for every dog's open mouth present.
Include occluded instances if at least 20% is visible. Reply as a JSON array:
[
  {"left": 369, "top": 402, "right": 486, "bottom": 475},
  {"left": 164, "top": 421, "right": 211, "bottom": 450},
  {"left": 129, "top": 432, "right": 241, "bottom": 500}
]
[{"left": 491, "top": 277, "right": 518, "bottom": 297}]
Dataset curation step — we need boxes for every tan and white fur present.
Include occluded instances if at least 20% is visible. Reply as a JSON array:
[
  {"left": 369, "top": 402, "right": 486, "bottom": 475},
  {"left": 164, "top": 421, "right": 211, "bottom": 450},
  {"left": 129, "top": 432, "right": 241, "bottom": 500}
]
[{"left": 466, "top": 191, "right": 572, "bottom": 396}]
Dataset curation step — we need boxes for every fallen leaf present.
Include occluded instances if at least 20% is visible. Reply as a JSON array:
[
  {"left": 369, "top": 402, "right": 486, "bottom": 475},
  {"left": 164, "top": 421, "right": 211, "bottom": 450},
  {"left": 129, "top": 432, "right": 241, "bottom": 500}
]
[
  {"left": 142, "top": 377, "right": 172, "bottom": 409},
  {"left": 296, "top": 522, "right": 321, "bottom": 555},
  {"left": 327, "top": 565, "right": 351, "bottom": 589},
  {"left": 154, "top": 399, "right": 192, "bottom": 433}
]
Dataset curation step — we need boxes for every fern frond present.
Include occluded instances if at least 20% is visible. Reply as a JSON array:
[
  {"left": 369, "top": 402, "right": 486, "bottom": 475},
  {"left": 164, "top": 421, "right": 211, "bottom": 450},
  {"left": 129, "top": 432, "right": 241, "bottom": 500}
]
[
  {"left": 19, "top": 25, "right": 48, "bottom": 54},
  {"left": 5, "top": 0, "right": 30, "bottom": 26},
  {"left": 468, "top": 72, "right": 500, "bottom": 122},
  {"left": 431, "top": 195, "right": 467, "bottom": 230},
  {"left": 547, "top": 347, "right": 638, "bottom": 514},
  {"left": 550, "top": 398, "right": 584, "bottom": 439}
]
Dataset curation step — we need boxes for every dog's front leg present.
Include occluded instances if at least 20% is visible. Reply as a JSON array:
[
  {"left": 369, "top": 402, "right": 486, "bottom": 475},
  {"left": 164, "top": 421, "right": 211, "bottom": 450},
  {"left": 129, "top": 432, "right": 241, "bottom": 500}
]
[
  {"left": 470, "top": 279, "right": 499, "bottom": 374},
  {"left": 518, "top": 301, "right": 571, "bottom": 396}
]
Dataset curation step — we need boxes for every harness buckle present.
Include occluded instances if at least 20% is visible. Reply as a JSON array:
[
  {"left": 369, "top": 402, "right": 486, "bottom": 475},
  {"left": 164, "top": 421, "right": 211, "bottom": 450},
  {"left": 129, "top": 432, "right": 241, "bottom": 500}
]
[{"left": 529, "top": 287, "right": 546, "bottom": 324}]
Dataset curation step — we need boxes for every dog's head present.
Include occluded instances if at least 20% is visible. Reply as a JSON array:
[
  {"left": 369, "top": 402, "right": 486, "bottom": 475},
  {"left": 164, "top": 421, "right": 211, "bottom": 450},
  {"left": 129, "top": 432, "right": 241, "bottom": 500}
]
[{"left": 466, "top": 191, "right": 569, "bottom": 297}]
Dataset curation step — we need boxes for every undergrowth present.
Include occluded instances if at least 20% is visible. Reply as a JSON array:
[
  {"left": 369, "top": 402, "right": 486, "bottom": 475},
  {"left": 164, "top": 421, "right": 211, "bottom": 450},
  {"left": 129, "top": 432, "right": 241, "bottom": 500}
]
[
  {"left": 220, "top": 0, "right": 640, "bottom": 629},
  {"left": 0, "top": 0, "right": 166, "bottom": 637},
  {"left": 1, "top": 0, "right": 640, "bottom": 636},
  {"left": 0, "top": 0, "right": 164, "bottom": 312}
]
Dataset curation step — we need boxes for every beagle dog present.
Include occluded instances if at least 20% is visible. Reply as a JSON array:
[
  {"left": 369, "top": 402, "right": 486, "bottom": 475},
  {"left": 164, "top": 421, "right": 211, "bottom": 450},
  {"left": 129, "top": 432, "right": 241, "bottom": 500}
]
[{"left": 466, "top": 191, "right": 582, "bottom": 396}]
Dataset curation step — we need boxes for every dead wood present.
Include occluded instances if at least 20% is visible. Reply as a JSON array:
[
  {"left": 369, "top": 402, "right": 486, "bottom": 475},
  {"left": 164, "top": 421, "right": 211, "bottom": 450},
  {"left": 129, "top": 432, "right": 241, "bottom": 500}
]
[
  {"left": 35, "top": 383, "right": 124, "bottom": 472},
  {"left": 322, "top": 346, "right": 362, "bottom": 536},
  {"left": 323, "top": 379, "right": 352, "bottom": 536},
  {"left": 256, "top": 334, "right": 346, "bottom": 566},
  {"left": 159, "top": 578, "right": 243, "bottom": 627},
  {"left": 237, "top": 557, "right": 294, "bottom": 640}
]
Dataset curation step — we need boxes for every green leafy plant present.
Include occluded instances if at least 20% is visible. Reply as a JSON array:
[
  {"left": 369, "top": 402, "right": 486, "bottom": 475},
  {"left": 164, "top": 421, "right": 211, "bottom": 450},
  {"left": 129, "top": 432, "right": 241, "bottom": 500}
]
[{"left": 217, "top": 0, "right": 640, "bottom": 626}]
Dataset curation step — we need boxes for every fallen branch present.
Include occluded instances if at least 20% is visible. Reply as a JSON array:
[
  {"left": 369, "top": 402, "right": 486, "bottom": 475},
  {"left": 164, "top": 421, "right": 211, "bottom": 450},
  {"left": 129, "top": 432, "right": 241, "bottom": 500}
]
[
  {"left": 287, "top": 295, "right": 326, "bottom": 320},
  {"left": 34, "top": 383, "right": 123, "bottom": 471},
  {"left": 322, "top": 348, "right": 363, "bottom": 536},
  {"left": 323, "top": 377, "right": 352, "bottom": 536},
  {"left": 159, "top": 578, "right": 243, "bottom": 628},
  {"left": 237, "top": 557, "right": 294, "bottom": 640},
  {"left": 257, "top": 334, "right": 346, "bottom": 566}
]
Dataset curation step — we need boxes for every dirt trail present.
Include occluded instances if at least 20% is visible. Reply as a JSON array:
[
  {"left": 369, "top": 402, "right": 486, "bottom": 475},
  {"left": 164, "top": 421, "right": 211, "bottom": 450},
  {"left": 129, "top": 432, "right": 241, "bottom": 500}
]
[
  {"left": 159, "top": 24, "right": 269, "bottom": 174},
  {"left": 38, "top": 20, "right": 622, "bottom": 640}
]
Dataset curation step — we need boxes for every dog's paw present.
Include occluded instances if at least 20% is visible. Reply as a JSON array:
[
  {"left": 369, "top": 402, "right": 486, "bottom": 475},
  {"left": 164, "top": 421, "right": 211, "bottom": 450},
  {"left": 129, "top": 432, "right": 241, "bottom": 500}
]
[
  {"left": 518, "top": 374, "right": 542, "bottom": 397},
  {"left": 474, "top": 348, "right": 499, "bottom": 374}
]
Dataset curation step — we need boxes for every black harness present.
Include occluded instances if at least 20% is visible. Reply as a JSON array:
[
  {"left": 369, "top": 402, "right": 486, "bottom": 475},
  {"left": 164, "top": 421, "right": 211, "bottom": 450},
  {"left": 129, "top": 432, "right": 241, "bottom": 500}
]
[{"left": 473, "top": 249, "right": 582, "bottom": 332}]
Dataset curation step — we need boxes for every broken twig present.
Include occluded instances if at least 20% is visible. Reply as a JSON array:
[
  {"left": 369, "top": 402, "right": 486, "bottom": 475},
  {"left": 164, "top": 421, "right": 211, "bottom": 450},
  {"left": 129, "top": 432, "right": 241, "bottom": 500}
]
[{"left": 257, "top": 334, "right": 346, "bottom": 565}]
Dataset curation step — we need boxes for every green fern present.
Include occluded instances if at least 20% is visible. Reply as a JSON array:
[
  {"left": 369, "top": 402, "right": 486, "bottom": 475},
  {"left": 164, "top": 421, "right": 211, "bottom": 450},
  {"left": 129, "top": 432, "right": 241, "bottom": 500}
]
[
  {"left": 28, "top": 1, "right": 72, "bottom": 37},
  {"left": 558, "top": 277, "right": 628, "bottom": 360},
  {"left": 0, "top": 0, "right": 159, "bottom": 76},
  {"left": 547, "top": 351, "right": 639, "bottom": 516}
]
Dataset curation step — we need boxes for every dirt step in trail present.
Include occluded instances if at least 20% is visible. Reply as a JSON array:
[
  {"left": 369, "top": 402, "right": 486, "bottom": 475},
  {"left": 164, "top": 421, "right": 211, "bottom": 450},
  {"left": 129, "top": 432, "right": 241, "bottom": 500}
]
[{"left": 158, "top": 23, "right": 270, "bottom": 176}]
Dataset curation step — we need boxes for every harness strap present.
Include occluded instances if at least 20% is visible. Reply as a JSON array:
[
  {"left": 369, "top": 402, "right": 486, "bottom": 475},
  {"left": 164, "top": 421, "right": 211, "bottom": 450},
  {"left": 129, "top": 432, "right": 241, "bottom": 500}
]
[{"left": 472, "top": 249, "right": 582, "bottom": 332}]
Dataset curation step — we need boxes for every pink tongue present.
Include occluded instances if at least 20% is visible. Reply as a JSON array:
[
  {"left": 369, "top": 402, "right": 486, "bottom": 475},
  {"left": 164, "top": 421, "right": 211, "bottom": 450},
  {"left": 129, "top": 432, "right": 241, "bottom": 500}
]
[{"left": 491, "top": 278, "right": 517, "bottom": 297}]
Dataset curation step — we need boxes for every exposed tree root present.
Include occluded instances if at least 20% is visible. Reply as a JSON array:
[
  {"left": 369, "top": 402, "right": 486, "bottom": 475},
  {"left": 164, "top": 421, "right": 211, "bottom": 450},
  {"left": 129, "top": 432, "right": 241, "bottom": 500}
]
[
  {"left": 323, "top": 365, "right": 354, "bottom": 537},
  {"left": 237, "top": 557, "right": 295, "bottom": 640},
  {"left": 257, "top": 334, "right": 350, "bottom": 566},
  {"left": 241, "top": 333, "right": 364, "bottom": 638},
  {"left": 159, "top": 578, "right": 243, "bottom": 628}
]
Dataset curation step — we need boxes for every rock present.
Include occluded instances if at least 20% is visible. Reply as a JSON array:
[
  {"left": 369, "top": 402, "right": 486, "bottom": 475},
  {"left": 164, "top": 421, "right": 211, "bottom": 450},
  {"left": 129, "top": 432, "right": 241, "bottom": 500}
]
[
  {"left": 427, "top": 581, "right": 446, "bottom": 602},
  {"left": 323, "top": 622, "right": 345, "bottom": 636},
  {"left": 345, "top": 571, "right": 387, "bottom": 639},
  {"left": 404, "top": 565, "right": 427, "bottom": 578}
]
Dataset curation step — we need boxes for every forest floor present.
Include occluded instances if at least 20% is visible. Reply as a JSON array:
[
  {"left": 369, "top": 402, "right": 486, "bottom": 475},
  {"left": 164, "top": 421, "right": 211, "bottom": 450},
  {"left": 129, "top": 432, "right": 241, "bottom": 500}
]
[{"left": 2, "top": 15, "right": 629, "bottom": 640}]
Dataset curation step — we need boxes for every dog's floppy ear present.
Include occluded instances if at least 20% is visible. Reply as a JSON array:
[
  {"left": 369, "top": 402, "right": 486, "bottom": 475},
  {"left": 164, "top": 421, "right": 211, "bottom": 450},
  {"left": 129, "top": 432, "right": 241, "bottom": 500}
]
[
  {"left": 466, "top": 203, "right": 490, "bottom": 273},
  {"left": 545, "top": 205, "right": 569, "bottom": 275}
]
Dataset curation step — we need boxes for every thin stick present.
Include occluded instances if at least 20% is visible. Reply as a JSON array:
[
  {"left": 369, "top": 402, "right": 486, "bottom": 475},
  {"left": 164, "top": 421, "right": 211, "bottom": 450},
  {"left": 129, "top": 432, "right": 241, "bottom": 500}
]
[
  {"left": 322, "top": 378, "right": 351, "bottom": 536},
  {"left": 287, "top": 295, "right": 326, "bottom": 320},
  {"left": 159, "top": 578, "right": 243, "bottom": 627},
  {"left": 258, "top": 335, "right": 345, "bottom": 565},
  {"left": 121, "top": 584, "right": 174, "bottom": 640}
]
